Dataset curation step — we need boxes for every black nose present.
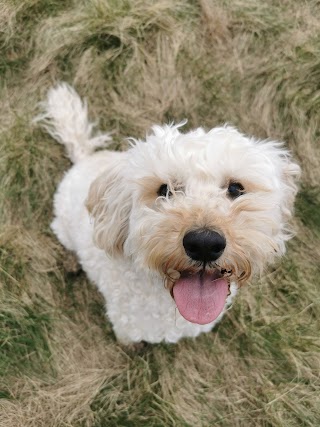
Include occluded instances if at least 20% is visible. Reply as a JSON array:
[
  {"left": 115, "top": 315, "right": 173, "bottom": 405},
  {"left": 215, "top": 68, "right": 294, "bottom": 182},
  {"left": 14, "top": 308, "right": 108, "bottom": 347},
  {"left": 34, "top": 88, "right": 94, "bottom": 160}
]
[{"left": 183, "top": 229, "right": 226, "bottom": 262}]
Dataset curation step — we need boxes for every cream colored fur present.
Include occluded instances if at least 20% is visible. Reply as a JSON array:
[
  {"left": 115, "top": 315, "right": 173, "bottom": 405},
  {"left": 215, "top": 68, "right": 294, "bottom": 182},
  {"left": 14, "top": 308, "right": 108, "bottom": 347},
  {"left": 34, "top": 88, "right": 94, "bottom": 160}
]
[{"left": 41, "top": 83, "right": 300, "bottom": 344}]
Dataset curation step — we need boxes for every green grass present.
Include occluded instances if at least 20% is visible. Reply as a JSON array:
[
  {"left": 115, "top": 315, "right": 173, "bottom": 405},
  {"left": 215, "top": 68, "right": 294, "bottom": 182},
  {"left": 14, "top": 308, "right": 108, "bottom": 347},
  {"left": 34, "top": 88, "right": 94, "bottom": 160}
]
[
  {"left": 0, "top": 296, "right": 53, "bottom": 377},
  {"left": 0, "top": 0, "right": 320, "bottom": 426},
  {"left": 296, "top": 187, "right": 320, "bottom": 234}
]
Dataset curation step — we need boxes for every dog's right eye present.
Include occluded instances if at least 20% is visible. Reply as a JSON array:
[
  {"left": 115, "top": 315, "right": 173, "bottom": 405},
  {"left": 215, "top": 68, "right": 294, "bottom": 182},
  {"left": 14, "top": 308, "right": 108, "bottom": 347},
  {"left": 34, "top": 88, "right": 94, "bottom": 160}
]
[
  {"left": 157, "top": 184, "right": 172, "bottom": 198},
  {"left": 228, "top": 182, "right": 245, "bottom": 199}
]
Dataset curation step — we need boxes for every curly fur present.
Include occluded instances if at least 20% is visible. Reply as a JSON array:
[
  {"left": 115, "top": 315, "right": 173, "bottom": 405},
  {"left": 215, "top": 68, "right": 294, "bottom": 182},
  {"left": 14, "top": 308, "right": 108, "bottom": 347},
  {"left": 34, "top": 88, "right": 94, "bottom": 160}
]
[{"left": 42, "top": 83, "right": 300, "bottom": 344}]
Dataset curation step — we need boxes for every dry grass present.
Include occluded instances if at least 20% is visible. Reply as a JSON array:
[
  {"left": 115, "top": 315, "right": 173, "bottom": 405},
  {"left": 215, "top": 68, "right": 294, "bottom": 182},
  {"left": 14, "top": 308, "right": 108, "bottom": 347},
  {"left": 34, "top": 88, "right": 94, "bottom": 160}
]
[{"left": 0, "top": 0, "right": 320, "bottom": 426}]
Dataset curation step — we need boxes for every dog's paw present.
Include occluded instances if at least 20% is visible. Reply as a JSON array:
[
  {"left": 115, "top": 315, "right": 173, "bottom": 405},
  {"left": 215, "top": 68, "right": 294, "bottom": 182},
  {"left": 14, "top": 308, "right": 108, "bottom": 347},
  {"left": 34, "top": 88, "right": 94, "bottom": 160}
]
[{"left": 120, "top": 341, "right": 149, "bottom": 354}]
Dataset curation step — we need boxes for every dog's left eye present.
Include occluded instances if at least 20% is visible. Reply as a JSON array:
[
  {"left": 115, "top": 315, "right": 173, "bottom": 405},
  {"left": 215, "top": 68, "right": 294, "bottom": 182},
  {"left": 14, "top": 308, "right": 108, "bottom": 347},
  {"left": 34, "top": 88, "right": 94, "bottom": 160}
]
[
  {"left": 157, "top": 184, "right": 172, "bottom": 198},
  {"left": 228, "top": 182, "right": 245, "bottom": 199}
]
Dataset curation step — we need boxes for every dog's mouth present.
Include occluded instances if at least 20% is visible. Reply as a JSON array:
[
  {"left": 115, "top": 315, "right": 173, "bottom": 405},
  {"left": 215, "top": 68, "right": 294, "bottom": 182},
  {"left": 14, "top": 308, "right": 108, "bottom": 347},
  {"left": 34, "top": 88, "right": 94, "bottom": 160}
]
[{"left": 171, "top": 268, "right": 231, "bottom": 325}]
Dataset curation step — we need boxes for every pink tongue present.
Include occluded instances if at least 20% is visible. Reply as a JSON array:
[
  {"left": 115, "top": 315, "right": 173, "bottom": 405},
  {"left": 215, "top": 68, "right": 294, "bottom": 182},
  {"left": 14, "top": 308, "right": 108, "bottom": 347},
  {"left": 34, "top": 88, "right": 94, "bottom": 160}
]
[{"left": 173, "top": 272, "right": 229, "bottom": 325}]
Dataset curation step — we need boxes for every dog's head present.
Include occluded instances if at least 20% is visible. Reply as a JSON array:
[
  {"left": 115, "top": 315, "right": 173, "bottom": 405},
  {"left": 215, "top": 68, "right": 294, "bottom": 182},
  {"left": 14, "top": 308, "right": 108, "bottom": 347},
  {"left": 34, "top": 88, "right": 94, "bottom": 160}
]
[{"left": 86, "top": 124, "right": 300, "bottom": 325}]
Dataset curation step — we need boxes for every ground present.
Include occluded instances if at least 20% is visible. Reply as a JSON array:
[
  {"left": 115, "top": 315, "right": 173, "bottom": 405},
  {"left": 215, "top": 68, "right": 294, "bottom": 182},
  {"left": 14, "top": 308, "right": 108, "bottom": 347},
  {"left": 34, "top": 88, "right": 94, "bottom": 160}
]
[{"left": 0, "top": 1, "right": 319, "bottom": 426}]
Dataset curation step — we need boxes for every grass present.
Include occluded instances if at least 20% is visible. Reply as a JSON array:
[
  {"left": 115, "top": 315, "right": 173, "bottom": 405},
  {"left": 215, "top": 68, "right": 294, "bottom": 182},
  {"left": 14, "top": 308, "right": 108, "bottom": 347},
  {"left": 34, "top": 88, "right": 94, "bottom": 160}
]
[{"left": 0, "top": 0, "right": 319, "bottom": 425}]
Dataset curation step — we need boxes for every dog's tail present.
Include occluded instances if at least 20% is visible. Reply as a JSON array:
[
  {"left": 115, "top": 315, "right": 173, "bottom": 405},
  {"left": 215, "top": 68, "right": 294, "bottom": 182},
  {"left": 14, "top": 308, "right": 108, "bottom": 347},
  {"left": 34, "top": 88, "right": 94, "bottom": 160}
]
[{"left": 35, "top": 83, "right": 112, "bottom": 163}]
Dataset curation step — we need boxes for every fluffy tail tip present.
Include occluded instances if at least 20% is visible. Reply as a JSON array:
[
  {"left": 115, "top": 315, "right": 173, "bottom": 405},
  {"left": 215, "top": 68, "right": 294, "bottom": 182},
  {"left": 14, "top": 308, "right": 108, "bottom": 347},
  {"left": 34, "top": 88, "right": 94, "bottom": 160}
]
[{"left": 34, "top": 82, "right": 112, "bottom": 163}]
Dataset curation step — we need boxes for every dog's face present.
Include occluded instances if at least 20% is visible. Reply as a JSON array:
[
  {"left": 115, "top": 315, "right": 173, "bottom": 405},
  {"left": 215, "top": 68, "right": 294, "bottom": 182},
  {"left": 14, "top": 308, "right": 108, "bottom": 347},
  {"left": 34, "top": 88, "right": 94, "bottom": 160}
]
[{"left": 86, "top": 124, "right": 300, "bottom": 325}]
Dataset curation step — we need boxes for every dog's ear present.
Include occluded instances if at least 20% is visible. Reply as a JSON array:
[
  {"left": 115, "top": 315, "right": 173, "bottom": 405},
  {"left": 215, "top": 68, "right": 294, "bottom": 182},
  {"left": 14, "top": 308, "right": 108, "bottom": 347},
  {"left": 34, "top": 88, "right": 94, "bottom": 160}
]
[
  {"left": 280, "top": 156, "right": 301, "bottom": 221},
  {"left": 86, "top": 157, "right": 132, "bottom": 257}
]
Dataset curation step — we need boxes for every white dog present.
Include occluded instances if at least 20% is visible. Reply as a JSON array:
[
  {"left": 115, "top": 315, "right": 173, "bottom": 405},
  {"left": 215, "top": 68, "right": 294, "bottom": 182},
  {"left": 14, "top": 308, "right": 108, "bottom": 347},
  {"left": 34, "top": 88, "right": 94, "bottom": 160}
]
[{"left": 39, "top": 83, "right": 300, "bottom": 345}]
